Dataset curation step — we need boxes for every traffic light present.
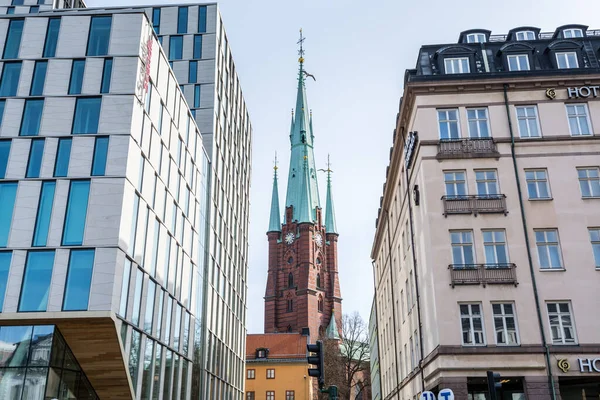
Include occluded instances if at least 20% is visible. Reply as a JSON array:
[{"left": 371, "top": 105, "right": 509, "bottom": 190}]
[
  {"left": 486, "top": 370, "right": 502, "bottom": 400},
  {"left": 307, "top": 340, "right": 324, "bottom": 388}
]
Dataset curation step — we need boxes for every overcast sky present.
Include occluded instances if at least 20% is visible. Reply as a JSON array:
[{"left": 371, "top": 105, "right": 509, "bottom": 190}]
[{"left": 89, "top": 0, "right": 600, "bottom": 333}]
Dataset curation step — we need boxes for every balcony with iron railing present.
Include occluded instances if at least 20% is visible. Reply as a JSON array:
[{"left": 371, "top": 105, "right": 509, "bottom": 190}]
[
  {"left": 442, "top": 195, "right": 508, "bottom": 216},
  {"left": 449, "top": 263, "right": 518, "bottom": 288},
  {"left": 436, "top": 138, "right": 500, "bottom": 160}
]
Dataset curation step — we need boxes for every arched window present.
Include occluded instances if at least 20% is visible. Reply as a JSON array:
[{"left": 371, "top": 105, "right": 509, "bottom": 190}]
[
  {"left": 287, "top": 299, "right": 293, "bottom": 312},
  {"left": 316, "top": 273, "right": 321, "bottom": 288},
  {"left": 318, "top": 295, "right": 323, "bottom": 313},
  {"left": 288, "top": 272, "right": 294, "bottom": 288}
]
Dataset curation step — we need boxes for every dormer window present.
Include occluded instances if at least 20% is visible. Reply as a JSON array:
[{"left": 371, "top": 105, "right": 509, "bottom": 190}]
[
  {"left": 515, "top": 31, "right": 535, "bottom": 41},
  {"left": 507, "top": 54, "right": 530, "bottom": 71},
  {"left": 444, "top": 57, "right": 470, "bottom": 74},
  {"left": 556, "top": 52, "right": 578, "bottom": 69},
  {"left": 466, "top": 33, "right": 486, "bottom": 43},
  {"left": 256, "top": 348, "right": 268, "bottom": 359},
  {"left": 563, "top": 28, "right": 583, "bottom": 38}
]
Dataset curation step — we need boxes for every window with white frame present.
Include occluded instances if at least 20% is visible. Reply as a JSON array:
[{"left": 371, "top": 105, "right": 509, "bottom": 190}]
[
  {"left": 535, "top": 229, "right": 563, "bottom": 269},
  {"left": 483, "top": 230, "right": 509, "bottom": 265},
  {"left": 525, "top": 169, "right": 551, "bottom": 199},
  {"left": 515, "top": 31, "right": 535, "bottom": 41},
  {"left": 451, "top": 231, "right": 475, "bottom": 265},
  {"left": 466, "top": 33, "right": 486, "bottom": 43},
  {"left": 266, "top": 368, "right": 275, "bottom": 379},
  {"left": 516, "top": 106, "right": 541, "bottom": 138},
  {"left": 566, "top": 104, "right": 592, "bottom": 136},
  {"left": 492, "top": 303, "right": 519, "bottom": 345},
  {"left": 266, "top": 391, "right": 275, "bottom": 400},
  {"left": 409, "top": 336, "right": 415, "bottom": 369},
  {"left": 475, "top": 170, "right": 499, "bottom": 197},
  {"left": 444, "top": 57, "right": 470, "bottom": 74},
  {"left": 563, "top": 28, "right": 584, "bottom": 38},
  {"left": 589, "top": 228, "right": 600, "bottom": 268},
  {"left": 444, "top": 171, "right": 467, "bottom": 198},
  {"left": 507, "top": 54, "right": 530, "bottom": 71},
  {"left": 438, "top": 109, "right": 460, "bottom": 139},
  {"left": 578, "top": 167, "right": 600, "bottom": 198},
  {"left": 467, "top": 108, "right": 490, "bottom": 137},
  {"left": 460, "top": 303, "right": 485, "bottom": 345},
  {"left": 247, "top": 369, "right": 255, "bottom": 379},
  {"left": 547, "top": 302, "right": 577, "bottom": 344},
  {"left": 556, "top": 52, "right": 579, "bottom": 69}
]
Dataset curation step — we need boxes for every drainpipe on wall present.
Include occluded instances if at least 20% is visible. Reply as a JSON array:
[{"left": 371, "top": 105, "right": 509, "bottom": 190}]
[{"left": 503, "top": 83, "right": 557, "bottom": 400}]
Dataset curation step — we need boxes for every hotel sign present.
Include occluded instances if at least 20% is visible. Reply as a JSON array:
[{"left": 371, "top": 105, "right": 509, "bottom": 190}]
[
  {"left": 546, "top": 86, "right": 600, "bottom": 100},
  {"left": 557, "top": 358, "right": 600, "bottom": 373},
  {"left": 404, "top": 131, "right": 418, "bottom": 169}
]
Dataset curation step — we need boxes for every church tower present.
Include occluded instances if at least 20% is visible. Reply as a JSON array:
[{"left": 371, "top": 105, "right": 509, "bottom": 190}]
[{"left": 264, "top": 32, "right": 342, "bottom": 342}]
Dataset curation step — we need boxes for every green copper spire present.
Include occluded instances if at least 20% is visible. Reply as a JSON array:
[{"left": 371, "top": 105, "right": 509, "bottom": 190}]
[
  {"left": 325, "top": 309, "right": 340, "bottom": 340},
  {"left": 285, "top": 29, "right": 321, "bottom": 223},
  {"left": 268, "top": 155, "right": 281, "bottom": 233},
  {"left": 324, "top": 155, "right": 337, "bottom": 234}
]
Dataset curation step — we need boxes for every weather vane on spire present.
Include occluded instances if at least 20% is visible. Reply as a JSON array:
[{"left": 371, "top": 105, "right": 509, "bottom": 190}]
[
  {"left": 297, "top": 28, "right": 305, "bottom": 61},
  {"left": 318, "top": 154, "right": 333, "bottom": 180},
  {"left": 273, "top": 152, "right": 278, "bottom": 172}
]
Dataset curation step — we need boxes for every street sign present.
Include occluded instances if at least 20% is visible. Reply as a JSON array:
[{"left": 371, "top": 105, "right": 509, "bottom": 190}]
[
  {"left": 420, "top": 392, "right": 435, "bottom": 400},
  {"left": 438, "top": 388, "right": 454, "bottom": 400}
]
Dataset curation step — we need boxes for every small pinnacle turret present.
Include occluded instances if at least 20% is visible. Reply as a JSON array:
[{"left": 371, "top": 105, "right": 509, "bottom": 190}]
[
  {"left": 268, "top": 154, "right": 281, "bottom": 233},
  {"left": 324, "top": 155, "right": 337, "bottom": 234}
]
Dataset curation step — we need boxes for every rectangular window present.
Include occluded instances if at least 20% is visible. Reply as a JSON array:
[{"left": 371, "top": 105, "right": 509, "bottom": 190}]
[
  {"left": 3, "top": 19, "right": 24, "bottom": 59},
  {"left": 30, "top": 6, "right": 39, "bottom": 14},
  {"left": 0, "top": 140, "right": 10, "bottom": 179},
  {"left": 0, "top": 100, "right": 5, "bottom": 127},
  {"left": 556, "top": 52, "right": 578, "bottom": 69},
  {"left": 438, "top": 109, "right": 460, "bottom": 139},
  {"left": 32, "top": 181, "right": 56, "bottom": 247},
  {"left": 91, "top": 136, "right": 109, "bottom": 176},
  {"left": 144, "top": 279, "right": 156, "bottom": 333},
  {"left": 516, "top": 106, "right": 541, "bottom": 138},
  {"left": 62, "top": 180, "right": 90, "bottom": 246},
  {"left": 118, "top": 259, "right": 131, "bottom": 317},
  {"left": 563, "top": 29, "right": 583, "bottom": 38},
  {"left": 483, "top": 230, "right": 508, "bottom": 264},
  {"left": 19, "top": 250, "right": 55, "bottom": 312},
  {"left": 525, "top": 169, "right": 551, "bottom": 199},
  {"left": 578, "top": 167, "right": 600, "bottom": 198},
  {"left": 507, "top": 54, "right": 530, "bottom": 71},
  {"left": 475, "top": 170, "right": 499, "bottom": 196},
  {"left": 43, "top": 18, "right": 61, "bottom": 57},
  {"left": 247, "top": 369, "right": 255, "bottom": 379},
  {"left": 566, "top": 104, "right": 592, "bottom": 136},
  {"left": 0, "top": 182, "right": 18, "bottom": 247},
  {"left": 53, "top": 138, "right": 72, "bottom": 177},
  {"left": 451, "top": 231, "right": 474, "bottom": 265},
  {"left": 460, "top": 303, "right": 485, "bottom": 345},
  {"left": 266, "top": 392, "right": 274, "bottom": 400},
  {"left": 72, "top": 97, "right": 101, "bottom": 134},
  {"left": 198, "top": 6, "right": 207, "bottom": 32},
  {"left": 246, "top": 392, "right": 255, "bottom": 400},
  {"left": 589, "top": 228, "right": 600, "bottom": 268},
  {"left": 194, "top": 85, "right": 201, "bottom": 108},
  {"left": 492, "top": 303, "right": 519, "bottom": 345},
  {"left": 516, "top": 31, "right": 535, "bottom": 41},
  {"left": 266, "top": 368, "right": 275, "bottom": 379},
  {"left": 68, "top": 59, "right": 85, "bottom": 95},
  {"left": 535, "top": 229, "right": 563, "bottom": 269},
  {"left": 0, "top": 62, "right": 21, "bottom": 96},
  {"left": 145, "top": 83, "right": 152, "bottom": 114},
  {"left": 169, "top": 36, "right": 183, "bottom": 60},
  {"left": 466, "top": 33, "right": 486, "bottom": 43},
  {"left": 444, "top": 57, "right": 470, "bottom": 74},
  {"left": 152, "top": 8, "right": 160, "bottom": 34},
  {"left": 6, "top": 7, "right": 14, "bottom": 14},
  {"left": 547, "top": 302, "right": 576, "bottom": 344},
  {"left": 286, "top": 391, "right": 295, "bottom": 400},
  {"left": 177, "top": 6, "right": 188, "bottom": 34},
  {"left": 100, "top": 58, "right": 113, "bottom": 94},
  {"left": 0, "top": 251, "right": 11, "bottom": 311},
  {"left": 87, "top": 16, "right": 112, "bottom": 56},
  {"left": 444, "top": 171, "right": 467, "bottom": 198},
  {"left": 30, "top": 61, "right": 48, "bottom": 96},
  {"left": 131, "top": 268, "right": 144, "bottom": 326},
  {"left": 63, "top": 249, "right": 94, "bottom": 311},
  {"left": 20, "top": 99, "right": 44, "bottom": 136},
  {"left": 193, "top": 35, "right": 202, "bottom": 59},
  {"left": 26, "top": 139, "right": 45, "bottom": 178},
  {"left": 466, "top": 108, "right": 489, "bottom": 137},
  {"left": 189, "top": 61, "right": 197, "bottom": 83},
  {"left": 12, "top": 0, "right": 24, "bottom": 5}
]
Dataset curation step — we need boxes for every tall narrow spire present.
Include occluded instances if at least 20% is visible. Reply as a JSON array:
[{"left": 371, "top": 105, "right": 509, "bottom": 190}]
[
  {"left": 324, "top": 155, "right": 338, "bottom": 234},
  {"left": 268, "top": 154, "right": 281, "bottom": 233}
]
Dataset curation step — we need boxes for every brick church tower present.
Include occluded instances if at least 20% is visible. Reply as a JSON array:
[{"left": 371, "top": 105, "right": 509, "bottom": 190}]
[{"left": 264, "top": 35, "right": 342, "bottom": 343}]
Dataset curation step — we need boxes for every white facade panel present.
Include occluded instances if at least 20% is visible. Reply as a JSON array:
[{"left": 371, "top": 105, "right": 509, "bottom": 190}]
[
  {"left": 5, "top": 137, "right": 29, "bottom": 178},
  {"left": 3, "top": 250, "right": 26, "bottom": 313},
  {"left": 98, "top": 95, "right": 135, "bottom": 135},
  {"left": 84, "top": 178, "right": 125, "bottom": 247},
  {"left": 55, "top": 16, "right": 90, "bottom": 58},
  {"left": 20, "top": 17, "right": 46, "bottom": 59},
  {"left": 68, "top": 136, "right": 94, "bottom": 178},
  {"left": 47, "top": 249, "right": 69, "bottom": 312},
  {"left": 39, "top": 97, "right": 76, "bottom": 137},
  {"left": 81, "top": 57, "right": 104, "bottom": 95}
]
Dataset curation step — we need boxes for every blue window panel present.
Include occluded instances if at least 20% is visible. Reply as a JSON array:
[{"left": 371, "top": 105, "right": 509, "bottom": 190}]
[
  {"left": 193, "top": 35, "right": 202, "bottom": 59},
  {"left": 177, "top": 6, "right": 188, "bottom": 34},
  {"left": 145, "top": 84, "right": 152, "bottom": 114},
  {"left": 53, "top": 138, "right": 71, "bottom": 177},
  {"left": 169, "top": 36, "right": 183, "bottom": 60},
  {"left": 152, "top": 8, "right": 160, "bottom": 34},
  {"left": 20, "top": 99, "right": 44, "bottom": 136},
  {"left": 43, "top": 18, "right": 61, "bottom": 58},
  {"left": 0, "top": 251, "right": 11, "bottom": 312},
  {"left": 0, "top": 100, "right": 5, "bottom": 127},
  {"left": 30, "top": 6, "right": 39, "bottom": 13},
  {"left": 72, "top": 97, "right": 101, "bottom": 134},
  {"left": 3, "top": 20, "right": 24, "bottom": 59},
  {"left": 26, "top": 139, "right": 44, "bottom": 178},
  {"left": 62, "top": 180, "right": 90, "bottom": 246},
  {"left": 0, "top": 140, "right": 9, "bottom": 179},
  {"left": 131, "top": 268, "right": 143, "bottom": 326},
  {"left": 63, "top": 249, "right": 94, "bottom": 311},
  {"left": 194, "top": 85, "right": 201, "bottom": 108},
  {"left": 0, "top": 62, "right": 22, "bottom": 96},
  {"left": 100, "top": 58, "right": 112, "bottom": 94},
  {"left": 189, "top": 61, "right": 197, "bottom": 83},
  {"left": 91, "top": 136, "right": 109, "bottom": 176},
  {"left": 158, "top": 36, "right": 163, "bottom": 46},
  {"left": 87, "top": 16, "right": 112, "bottom": 56},
  {"left": 18, "top": 250, "right": 55, "bottom": 312},
  {"left": 30, "top": 61, "right": 48, "bottom": 96},
  {"left": 198, "top": 6, "right": 207, "bottom": 33},
  {"left": 0, "top": 183, "right": 17, "bottom": 247},
  {"left": 68, "top": 59, "right": 85, "bottom": 95},
  {"left": 12, "top": 0, "right": 24, "bottom": 5},
  {"left": 6, "top": 7, "right": 14, "bottom": 14},
  {"left": 32, "top": 181, "right": 56, "bottom": 247}
]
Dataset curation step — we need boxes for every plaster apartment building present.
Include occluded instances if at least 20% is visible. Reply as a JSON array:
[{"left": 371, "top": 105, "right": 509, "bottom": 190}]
[
  {"left": 370, "top": 298, "right": 382, "bottom": 400},
  {"left": 0, "top": 1, "right": 252, "bottom": 399},
  {"left": 372, "top": 25, "right": 600, "bottom": 400}
]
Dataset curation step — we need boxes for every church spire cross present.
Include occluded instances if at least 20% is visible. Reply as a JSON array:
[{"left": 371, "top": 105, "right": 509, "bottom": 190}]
[{"left": 297, "top": 28, "right": 305, "bottom": 63}]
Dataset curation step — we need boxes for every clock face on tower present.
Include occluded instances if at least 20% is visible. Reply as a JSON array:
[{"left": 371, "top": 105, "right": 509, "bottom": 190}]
[
  {"left": 285, "top": 232, "right": 295, "bottom": 245},
  {"left": 314, "top": 232, "right": 323, "bottom": 247}
]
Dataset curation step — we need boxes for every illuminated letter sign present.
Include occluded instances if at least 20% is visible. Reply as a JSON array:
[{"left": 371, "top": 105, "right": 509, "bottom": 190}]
[{"left": 567, "top": 86, "right": 600, "bottom": 99}]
